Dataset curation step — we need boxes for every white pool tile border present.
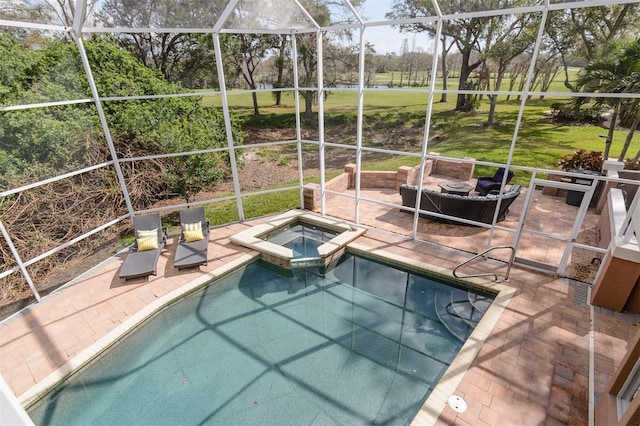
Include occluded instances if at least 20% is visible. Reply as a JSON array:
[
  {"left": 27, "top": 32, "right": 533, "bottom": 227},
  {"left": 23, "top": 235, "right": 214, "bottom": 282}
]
[{"left": 229, "top": 209, "right": 366, "bottom": 261}]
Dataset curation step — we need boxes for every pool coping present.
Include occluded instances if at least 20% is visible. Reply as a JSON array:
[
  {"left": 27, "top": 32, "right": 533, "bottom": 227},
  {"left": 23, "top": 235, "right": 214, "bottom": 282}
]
[
  {"left": 20, "top": 232, "right": 515, "bottom": 425},
  {"left": 18, "top": 251, "right": 261, "bottom": 409},
  {"left": 228, "top": 209, "right": 366, "bottom": 266}
]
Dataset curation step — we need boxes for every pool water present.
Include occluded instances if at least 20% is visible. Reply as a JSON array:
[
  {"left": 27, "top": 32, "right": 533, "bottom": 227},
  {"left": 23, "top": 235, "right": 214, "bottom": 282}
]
[
  {"left": 28, "top": 254, "right": 494, "bottom": 425},
  {"left": 263, "top": 223, "right": 339, "bottom": 259}
]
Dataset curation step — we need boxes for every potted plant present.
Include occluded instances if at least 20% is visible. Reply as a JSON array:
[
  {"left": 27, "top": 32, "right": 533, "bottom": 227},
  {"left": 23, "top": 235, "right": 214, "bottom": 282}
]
[
  {"left": 557, "top": 149, "right": 604, "bottom": 172},
  {"left": 557, "top": 149, "right": 604, "bottom": 206}
]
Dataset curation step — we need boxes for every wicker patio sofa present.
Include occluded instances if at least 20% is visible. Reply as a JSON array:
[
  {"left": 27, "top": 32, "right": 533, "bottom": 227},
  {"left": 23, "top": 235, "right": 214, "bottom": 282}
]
[{"left": 399, "top": 184, "right": 522, "bottom": 225}]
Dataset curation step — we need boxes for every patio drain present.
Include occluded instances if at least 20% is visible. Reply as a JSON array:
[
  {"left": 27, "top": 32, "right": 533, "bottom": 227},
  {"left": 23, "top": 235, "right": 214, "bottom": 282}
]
[{"left": 447, "top": 395, "right": 468, "bottom": 413}]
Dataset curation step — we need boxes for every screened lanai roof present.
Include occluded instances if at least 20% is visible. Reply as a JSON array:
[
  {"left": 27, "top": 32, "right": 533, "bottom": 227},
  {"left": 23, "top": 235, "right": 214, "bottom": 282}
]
[{"left": 3, "top": 0, "right": 633, "bottom": 33}]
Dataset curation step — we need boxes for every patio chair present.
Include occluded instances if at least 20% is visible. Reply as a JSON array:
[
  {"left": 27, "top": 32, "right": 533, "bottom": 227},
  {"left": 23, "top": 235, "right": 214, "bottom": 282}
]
[
  {"left": 119, "top": 213, "right": 167, "bottom": 281},
  {"left": 173, "top": 207, "right": 210, "bottom": 270},
  {"left": 475, "top": 167, "right": 515, "bottom": 196}
]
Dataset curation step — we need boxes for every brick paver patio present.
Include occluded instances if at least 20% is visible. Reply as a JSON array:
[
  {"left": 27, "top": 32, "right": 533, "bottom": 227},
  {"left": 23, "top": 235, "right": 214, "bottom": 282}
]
[{"left": 0, "top": 213, "right": 637, "bottom": 424}]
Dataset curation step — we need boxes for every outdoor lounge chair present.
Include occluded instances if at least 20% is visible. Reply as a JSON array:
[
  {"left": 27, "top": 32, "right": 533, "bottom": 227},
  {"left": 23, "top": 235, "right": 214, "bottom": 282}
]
[
  {"left": 119, "top": 213, "right": 167, "bottom": 281},
  {"left": 173, "top": 207, "right": 210, "bottom": 270},
  {"left": 475, "top": 167, "right": 515, "bottom": 196}
]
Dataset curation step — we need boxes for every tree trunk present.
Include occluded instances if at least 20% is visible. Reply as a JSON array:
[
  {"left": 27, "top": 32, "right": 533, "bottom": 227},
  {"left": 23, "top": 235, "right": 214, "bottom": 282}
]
[
  {"left": 618, "top": 113, "right": 640, "bottom": 161},
  {"left": 604, "top": 103, "right": 619, "bottom": 160},
  {"left": 455, "top": 49, "right": 480, "bottom": 111},
  {"left": 487, "top": 67, "right": 506, "bottom": 125},
  {"left": 506, "top": 70, "right": 518, "bottom": 101},
  {"left": 561, "top": 62, "right": 578, "bottom": 92},
  {"left": 440, "top": 38, "right": 448, "bottom": 103},
  {"left": 303, "top": 91, "right": 314, "bottom": 116},
  {"left": 252, "top": 91, "right": 260, "bottom": 116},
  {"left": 274, "top": 37, "right": 287, "bottom": 106}
]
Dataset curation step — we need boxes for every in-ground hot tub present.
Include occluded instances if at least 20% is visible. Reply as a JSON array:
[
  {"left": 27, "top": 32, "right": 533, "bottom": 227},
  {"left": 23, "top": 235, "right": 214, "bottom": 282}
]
[{"left": 229, "top": 210, "right": 366, "bottom": 268}]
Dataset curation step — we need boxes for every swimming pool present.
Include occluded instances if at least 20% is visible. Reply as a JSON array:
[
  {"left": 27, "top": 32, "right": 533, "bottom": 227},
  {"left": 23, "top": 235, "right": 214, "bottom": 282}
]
[
  {"left": 27, "top": 253, "right": 495, "bottom": 425},
  {"left": 229, "top": 210, "right": 366, "bottom": 269},
  {"left": 263, "top": 221, "right": 338, "bottom": 260}
]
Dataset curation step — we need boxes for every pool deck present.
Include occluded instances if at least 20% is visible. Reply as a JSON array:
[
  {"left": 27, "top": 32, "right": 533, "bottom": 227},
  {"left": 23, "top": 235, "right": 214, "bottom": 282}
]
[
  {"left": 0, "top": 215, "right": 638, "bottom": 425},
  {"left": 324, "top": 183, "right": 603, "bottom": 283}
]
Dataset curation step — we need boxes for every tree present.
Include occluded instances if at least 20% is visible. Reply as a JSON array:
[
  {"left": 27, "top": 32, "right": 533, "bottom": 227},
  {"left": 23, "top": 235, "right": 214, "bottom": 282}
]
[
  {"left": 0, "top": 34, "right": 94, "bottom": 181},
  {"left": 388, "top": 0, "right": 508, "bottom": 111},
  {"left": 576, "top": 39, "right": 640, "bottom": 160},
  {"left": 505, "top": 58, "right": 527, "bottom": 101},
  {"left": 0, "top": 32, "right": 39, "bottom": 105},
  {"left": 293, "top": 0, "right": 331, "bottom": 117},
  {"left": 297, "top": 32, "right": 319, "bottom": 117},
  {"left": 616, "top": 69, "right": 640, "bottom": 163},
  {"left": 533, "top": 56, "right": 561, "bottom": 100},
  {"left": 173, "top": 33, "right": 221, "bottom": 90},
  {"left": 0, "top": 0, "right": 98, "bottom": 28},
  {"left": 399, "top": 38, "right": 409, "bottom": 86},
  {"left": 0, "top": 33, "right": 240, "bottom": 199},
  {"left": 222, "top": 33, "right": 277, "bottom": 115},
  {"left": 293, "top": 0, "right": 364, "bottom": 116},
  {"left": 0, "top": 34, "right": 243, "bottom": 295},
  {"left": 159, "top": 105, "right": 231, "bottom": 202},
  {"left": 272, "top": 35, "right": 291, "bottom": 106},
  {"left": 97, "top": 0, "right": 221, "bottom": 83},
  {"left": 324, "top": 42, "right": 370, "bottom": 87},
  {"left": 545, "top": 5, "right": 640, "bottom": 92},
  {"left": 483, "top": 13, "right": 537, "bottom": 125},
  {"left": 44, "top": 0, "right": 98, "bottom": 28},
  {"left": 439, "top": 34, "right": 455, "bottom": 102},
  {"left": 0, "top": 0, "right": 48, "bottom": 24}
]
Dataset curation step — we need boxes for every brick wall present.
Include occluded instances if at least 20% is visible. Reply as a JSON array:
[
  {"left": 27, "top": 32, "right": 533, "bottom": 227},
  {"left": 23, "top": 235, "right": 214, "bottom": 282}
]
[
  {"left": 346, "top": 163, "right": 401, "bottom": 189},
  {"left": 541, "top": 173, "right": 568, "bottom": 197},
  {"left": 399, "top": 165, "right": 422, "bottom": 186},
  {"left": 594, "top": 327, "right": 640, "bottom": 425},
  {"left": 429, "top": 152, "right": 475, "bottom": 181},
  {"left": 303, "top": 183, "right": 321, "bottom": 212},
  {"left": 303, "top": 171, "right": 350, "bottom": 211},
  {"left": 303, "top": 154, "right": 476, "bottom": 211}
]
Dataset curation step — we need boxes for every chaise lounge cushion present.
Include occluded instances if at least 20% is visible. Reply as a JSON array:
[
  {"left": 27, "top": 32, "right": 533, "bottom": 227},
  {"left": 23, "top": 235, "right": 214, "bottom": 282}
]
[
  {"left": 119, "top": 214, "right": 166, "bottom": 280},
  {"left": 399, "top": 184, "right": 522, "bottom": 225},
  {"left": 174, "top": 207, "right": 210, "bottom": 270}
]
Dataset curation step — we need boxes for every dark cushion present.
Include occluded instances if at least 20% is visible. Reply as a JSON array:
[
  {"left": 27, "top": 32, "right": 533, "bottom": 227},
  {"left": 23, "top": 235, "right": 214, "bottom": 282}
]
[
  {"left": 475, "top": 168, "right": 515, "bottom": 195},
  {"left": 399, "top": 184, "right": 522, "bottom": 225}
]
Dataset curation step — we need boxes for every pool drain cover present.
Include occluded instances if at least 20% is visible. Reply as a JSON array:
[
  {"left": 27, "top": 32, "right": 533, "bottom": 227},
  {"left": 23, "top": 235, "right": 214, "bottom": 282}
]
[{"left": 447, "top": 395, "right": 468, "bottom": 413}]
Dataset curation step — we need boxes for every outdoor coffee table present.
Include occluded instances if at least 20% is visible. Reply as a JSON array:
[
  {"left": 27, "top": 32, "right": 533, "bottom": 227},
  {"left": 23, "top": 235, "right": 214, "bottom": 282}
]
[{"left": 438, "top": 181, "right": 474, "bottom": 196}]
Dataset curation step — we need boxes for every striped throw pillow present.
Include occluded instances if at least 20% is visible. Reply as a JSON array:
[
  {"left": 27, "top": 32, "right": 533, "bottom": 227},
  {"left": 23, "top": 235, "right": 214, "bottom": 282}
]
[
  {"left": 136, "top": 228, "right": 158, "bottom": 251},
  {"left": 182, "top": 222, "right": 204, "bottom": 242}
]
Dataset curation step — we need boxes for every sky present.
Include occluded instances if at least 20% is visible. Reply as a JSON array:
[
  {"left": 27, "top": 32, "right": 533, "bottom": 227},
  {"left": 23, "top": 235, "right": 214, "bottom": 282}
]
[
  {"left": 359, "top": 0, "right": 404, "bottom": 54},
  {"left": 357, "top": 0, "right": 435, "bottom": 55}
]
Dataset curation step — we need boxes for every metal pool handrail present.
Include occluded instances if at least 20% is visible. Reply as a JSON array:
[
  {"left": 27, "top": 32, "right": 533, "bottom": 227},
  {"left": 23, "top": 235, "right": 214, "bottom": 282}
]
[{"left": 452, "top": 246, "right": 516, "bottom": 282}]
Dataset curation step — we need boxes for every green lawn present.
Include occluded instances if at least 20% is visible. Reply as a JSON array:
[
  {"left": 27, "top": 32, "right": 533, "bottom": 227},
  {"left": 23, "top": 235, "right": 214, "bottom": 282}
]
[
  {"left": 204, "top": 90, "right": 630, "bottom": 168},
  {"left": 198, "top": 71, "right": 637, "bottom": 220}
]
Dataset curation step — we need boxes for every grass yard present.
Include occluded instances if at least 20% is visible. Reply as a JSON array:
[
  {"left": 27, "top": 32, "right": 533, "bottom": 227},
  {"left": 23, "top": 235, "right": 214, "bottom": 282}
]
[
  {"left": 203, "top": 89, "right": 633, "bottom": 169},
  {"left": 198, "top": 69, "right": 637, "bottom": 220}
]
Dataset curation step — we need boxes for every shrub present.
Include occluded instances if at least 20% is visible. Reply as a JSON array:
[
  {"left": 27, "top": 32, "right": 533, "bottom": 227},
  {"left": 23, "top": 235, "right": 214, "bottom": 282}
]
[
  {"left": 624, "top": 158, "right": 640, "bottom": 170},
  {"left": 558, "top": 149, "right": 603, "bottom": 172},
  {"left": 551, "top": 102, "right": 604, "bottom": 124}
]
